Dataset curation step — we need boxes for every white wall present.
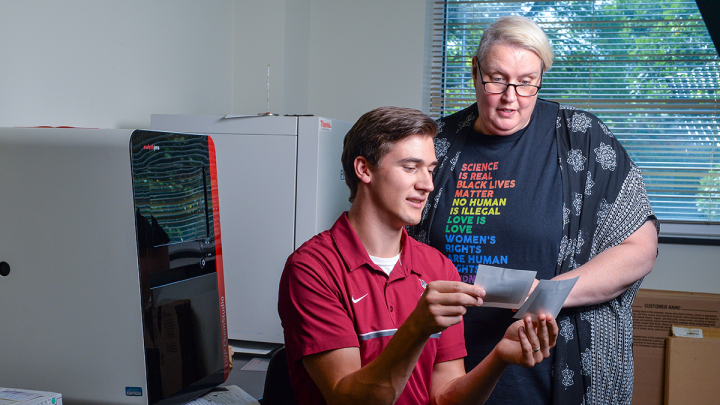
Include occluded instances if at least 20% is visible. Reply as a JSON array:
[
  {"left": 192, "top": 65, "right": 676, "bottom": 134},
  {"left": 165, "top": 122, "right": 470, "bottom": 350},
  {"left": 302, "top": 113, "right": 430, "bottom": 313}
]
[
  {"left": 0, "top": 0, "right": 234, "bottom": 129},
  {"left": 0, "top": 0, "right": 429, "bottom": 127},
  {"left": 304, "top": 0, "right": 428, "bottom": 122},
  {"left": 233, "top": 0, "right": 430, "bottom": 123},
  {"left": 233, "top": 0, "right": 289, "bottom": 116},
  {"left": 644, "top": 243, "right": 720, "bottom": 294}
]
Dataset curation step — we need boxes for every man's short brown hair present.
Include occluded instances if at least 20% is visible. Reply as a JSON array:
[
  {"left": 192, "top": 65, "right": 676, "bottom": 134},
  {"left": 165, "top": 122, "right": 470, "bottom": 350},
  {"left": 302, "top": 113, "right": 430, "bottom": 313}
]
[{"left": 341, "top": 106, "right": 437, "bottom": 202}]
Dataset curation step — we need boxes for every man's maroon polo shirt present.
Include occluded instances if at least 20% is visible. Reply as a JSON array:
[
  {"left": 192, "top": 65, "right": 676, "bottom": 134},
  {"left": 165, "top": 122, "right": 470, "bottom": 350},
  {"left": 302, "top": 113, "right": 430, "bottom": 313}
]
[{"left": 278, "top": 213, "right": 466, "bottom": 405}]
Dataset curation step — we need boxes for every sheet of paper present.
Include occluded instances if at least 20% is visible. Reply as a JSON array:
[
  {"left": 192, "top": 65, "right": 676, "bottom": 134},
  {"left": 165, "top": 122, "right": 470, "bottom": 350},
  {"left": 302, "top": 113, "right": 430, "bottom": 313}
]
[
  {"left": 0, "top": 389, "right": 42, "bottom": 401},
  {"left": 230, "top": 345, "right": 273, "bottom": 355},
  {"left": 473, "top": 264, "right": 537, "bottom": 309},
  {"left": 185, "top": 385, "right": 260, "bottom": 405},
  {"left": 223, "top": 115, "right": 267, "bottom": 119},
  {"left": 514, "top": 277, "right": 579, "bottom": 321},
  {"left": 240, "top": 358, "right": 270, "bottom": 372}
]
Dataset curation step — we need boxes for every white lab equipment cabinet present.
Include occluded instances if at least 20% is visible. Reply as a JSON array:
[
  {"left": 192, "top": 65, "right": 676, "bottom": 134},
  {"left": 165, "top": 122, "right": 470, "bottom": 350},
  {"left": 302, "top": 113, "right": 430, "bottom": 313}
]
[
  {"left": 151, "top": 115, "right": 352, "bottom": 344},
  {"left": 0, "top": 128, "right": 230, "bottom": 405}
]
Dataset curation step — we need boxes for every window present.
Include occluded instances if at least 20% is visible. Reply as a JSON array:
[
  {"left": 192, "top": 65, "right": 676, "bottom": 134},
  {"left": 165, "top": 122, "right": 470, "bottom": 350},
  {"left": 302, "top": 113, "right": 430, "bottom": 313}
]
[{"left": 431, "top": 0, "right": 719, "bottom": 225}]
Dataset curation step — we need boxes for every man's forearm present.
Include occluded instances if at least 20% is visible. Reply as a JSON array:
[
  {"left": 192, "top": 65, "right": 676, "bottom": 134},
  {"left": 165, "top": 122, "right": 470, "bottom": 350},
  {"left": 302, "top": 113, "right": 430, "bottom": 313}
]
[
  {"left": 304, "top": 317, "right": 431, "bottom": 405},
  {"left": 432, "top": 348, "right": 507, "bottom": 405},
  {"left": 432, "top": 315, "right": 557, "bottom": 405}
]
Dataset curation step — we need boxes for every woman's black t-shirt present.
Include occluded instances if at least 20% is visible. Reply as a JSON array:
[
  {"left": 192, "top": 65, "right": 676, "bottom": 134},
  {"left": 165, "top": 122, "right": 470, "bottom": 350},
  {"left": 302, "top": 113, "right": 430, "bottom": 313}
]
[{"left": 428, "top": 99, "right": 562, "bottom": 405}]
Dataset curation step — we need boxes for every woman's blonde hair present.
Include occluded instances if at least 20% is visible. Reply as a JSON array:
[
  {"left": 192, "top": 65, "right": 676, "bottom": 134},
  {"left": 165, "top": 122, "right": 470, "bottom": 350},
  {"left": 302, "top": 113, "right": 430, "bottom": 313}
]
[{"left": 476, "top": 15, "right": 554, "bottom": 73}]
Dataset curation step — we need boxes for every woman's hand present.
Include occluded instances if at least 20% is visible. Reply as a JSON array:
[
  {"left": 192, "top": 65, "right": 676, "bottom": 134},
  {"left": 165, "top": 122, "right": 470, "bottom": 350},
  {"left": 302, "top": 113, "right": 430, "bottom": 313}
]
[{"left": 494, "top": 314, "right": 558, "bottom": 367}]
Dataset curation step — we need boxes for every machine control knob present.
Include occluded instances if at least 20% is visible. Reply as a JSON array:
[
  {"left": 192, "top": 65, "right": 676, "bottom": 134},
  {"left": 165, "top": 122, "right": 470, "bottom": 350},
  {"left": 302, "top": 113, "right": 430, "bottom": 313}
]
[{"left": 0, "top": 262, "right": 10, "bottom": 277}]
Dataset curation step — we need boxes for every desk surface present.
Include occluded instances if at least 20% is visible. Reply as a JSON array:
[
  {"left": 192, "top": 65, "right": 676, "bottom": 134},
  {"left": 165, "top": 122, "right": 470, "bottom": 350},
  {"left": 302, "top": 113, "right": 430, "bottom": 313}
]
[{"left": 222, "top": 353, "right": 269, "bottom": 401}]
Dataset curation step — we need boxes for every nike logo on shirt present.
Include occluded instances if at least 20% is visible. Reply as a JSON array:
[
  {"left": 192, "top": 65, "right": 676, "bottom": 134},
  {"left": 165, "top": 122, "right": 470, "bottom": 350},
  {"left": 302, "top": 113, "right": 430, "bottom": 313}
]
[{"left": 352, "top": 294, "right": 368, "bottom": 304}]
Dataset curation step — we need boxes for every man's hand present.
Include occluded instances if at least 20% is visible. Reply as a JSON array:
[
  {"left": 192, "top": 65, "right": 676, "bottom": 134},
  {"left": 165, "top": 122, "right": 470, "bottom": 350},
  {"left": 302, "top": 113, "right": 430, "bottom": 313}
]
[
  {"left": 494, "top": 314, "right": 558, "bottom": 367},
  {"left": 407, "top": 280, "right": 485, "bottom": 337}
]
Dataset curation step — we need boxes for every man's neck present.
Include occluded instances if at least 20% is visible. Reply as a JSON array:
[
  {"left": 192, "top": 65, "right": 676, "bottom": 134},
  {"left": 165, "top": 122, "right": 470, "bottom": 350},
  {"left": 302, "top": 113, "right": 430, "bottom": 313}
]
[{"left": 347, "top": 204, "right": 403, "bottom": 258}]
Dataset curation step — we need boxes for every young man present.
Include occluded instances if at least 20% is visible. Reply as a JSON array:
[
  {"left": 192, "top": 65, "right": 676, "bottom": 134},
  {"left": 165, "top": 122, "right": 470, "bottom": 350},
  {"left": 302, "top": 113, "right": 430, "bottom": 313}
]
[{"left": 278, "top": 106, "right": 558, "bottom": 405}]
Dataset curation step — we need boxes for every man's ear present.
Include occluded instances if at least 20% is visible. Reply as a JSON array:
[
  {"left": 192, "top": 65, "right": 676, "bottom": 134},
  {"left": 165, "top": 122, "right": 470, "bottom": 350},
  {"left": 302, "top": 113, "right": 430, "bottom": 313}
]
[{"left": 354, "top": 156, "right": 372, "bottom": 184}]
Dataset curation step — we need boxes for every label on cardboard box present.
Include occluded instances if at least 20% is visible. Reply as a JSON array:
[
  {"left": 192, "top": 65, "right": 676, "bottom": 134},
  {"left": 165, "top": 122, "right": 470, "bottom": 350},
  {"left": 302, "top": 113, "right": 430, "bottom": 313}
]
[
  {"left": 670, "top": 325, "right": 720, "bottom": 339},
  {"left": 671, "top": 326, "right": 703, "bottom": 338}
]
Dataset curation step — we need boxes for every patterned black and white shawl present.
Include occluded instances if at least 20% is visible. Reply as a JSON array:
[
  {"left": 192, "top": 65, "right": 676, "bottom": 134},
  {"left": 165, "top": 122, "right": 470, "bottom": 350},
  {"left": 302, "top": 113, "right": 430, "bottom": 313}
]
[{"left": 412, "top": 101, "right": 658, "bottom": 404}]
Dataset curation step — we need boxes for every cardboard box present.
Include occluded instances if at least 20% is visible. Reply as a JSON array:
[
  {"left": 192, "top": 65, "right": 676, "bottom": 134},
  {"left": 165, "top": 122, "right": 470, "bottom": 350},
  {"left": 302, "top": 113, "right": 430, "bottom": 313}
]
[
  {"left": 0, "top": 388, "right": 62, "bottom": 405},
  {"left": 665, "top": 326, "right": 720, "bottom": 405},
  {"left": 632, "top": 289, "right": 720, "bottom": 405}
]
